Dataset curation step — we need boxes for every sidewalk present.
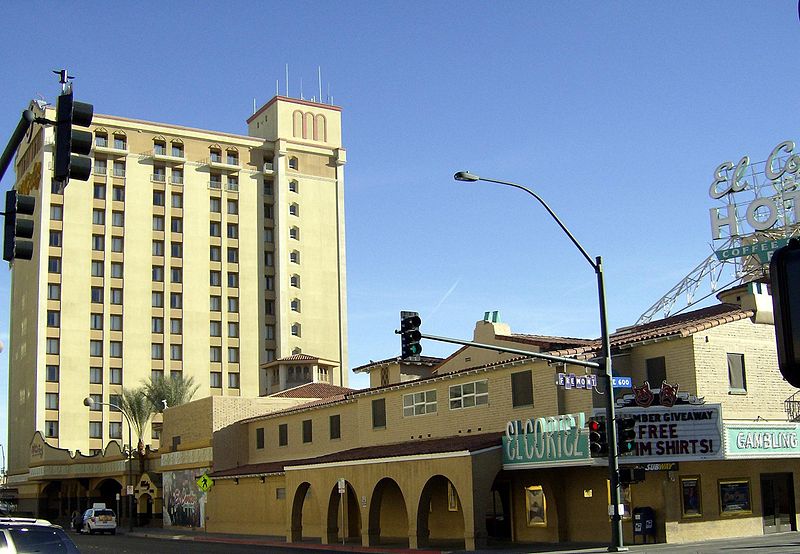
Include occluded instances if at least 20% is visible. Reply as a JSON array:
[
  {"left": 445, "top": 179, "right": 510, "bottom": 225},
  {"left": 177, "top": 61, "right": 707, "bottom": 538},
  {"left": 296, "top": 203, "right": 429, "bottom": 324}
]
[
  {"left": 123, "top": 526, "right": 800, "bottom": 554},
  {"left": 127, "top": 526, "right": 443, "bottom": 553}
]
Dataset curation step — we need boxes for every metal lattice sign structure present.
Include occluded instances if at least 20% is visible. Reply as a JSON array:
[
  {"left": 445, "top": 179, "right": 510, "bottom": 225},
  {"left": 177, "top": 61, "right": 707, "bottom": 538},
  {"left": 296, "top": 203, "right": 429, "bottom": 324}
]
[{"left": 638, "top": 141, "right": 800, "bottom": 324}]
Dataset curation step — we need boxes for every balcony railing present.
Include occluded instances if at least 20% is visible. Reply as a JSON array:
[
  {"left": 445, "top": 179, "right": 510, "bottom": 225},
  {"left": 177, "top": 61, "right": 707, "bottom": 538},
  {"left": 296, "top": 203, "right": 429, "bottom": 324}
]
[
  {"left": 785, "top": 391, "right": 800, "bottom": 421},
  {"left": 152, "top": 174, "right": 166, "bottom": 183},
  {"left": 96, "top": 138, "right": 108, "bottom": 148},
  {"left": 171, "top": 177, "right": 184, "bottom": 185},
  {"left": 227, "top": 182, "right": 239, "bottom": 192},
  {"left": 209, "top": 181, "right": 222, "bottom": 189}
]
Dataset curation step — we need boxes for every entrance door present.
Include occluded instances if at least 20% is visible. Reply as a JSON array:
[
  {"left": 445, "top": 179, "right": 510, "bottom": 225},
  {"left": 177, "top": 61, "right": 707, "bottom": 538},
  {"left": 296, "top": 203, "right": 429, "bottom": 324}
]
[{"left": 761, "top": 473, "right": 796, "bottom": 534}]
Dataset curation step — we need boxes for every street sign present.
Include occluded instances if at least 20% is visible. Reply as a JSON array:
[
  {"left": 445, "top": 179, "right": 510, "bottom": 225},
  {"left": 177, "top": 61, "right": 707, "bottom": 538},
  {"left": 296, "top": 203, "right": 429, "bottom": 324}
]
[
  {"left": 611, "top": 376, "right": 632, "bottom": 388},
  {"left": 126, "top": 485, "right": 134, "bottom": 495},
  {"left": 556, "top": 372, "right": 597, "bottom": 390},
  {"left": 715, "top": 238, "right": 788, "bottom": 264},
  {"left": 196, "top": 473, "right": 214, "bottom": 492}
]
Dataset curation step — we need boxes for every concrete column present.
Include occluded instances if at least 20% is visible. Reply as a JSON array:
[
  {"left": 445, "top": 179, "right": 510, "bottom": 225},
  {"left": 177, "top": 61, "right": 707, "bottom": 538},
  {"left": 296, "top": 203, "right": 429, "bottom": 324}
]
[
  {"left": 363, "top": 526, "right": 380, "bottom": 547},
  {"left": 408, "top": 533, "right": 418, "bottom": 549}
]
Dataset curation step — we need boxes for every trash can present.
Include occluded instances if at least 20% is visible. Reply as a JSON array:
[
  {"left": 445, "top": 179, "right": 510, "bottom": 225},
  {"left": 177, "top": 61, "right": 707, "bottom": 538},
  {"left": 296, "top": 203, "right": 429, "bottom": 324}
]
[{"left": 632, "top": 506, "right": 656, "bottom": 544}]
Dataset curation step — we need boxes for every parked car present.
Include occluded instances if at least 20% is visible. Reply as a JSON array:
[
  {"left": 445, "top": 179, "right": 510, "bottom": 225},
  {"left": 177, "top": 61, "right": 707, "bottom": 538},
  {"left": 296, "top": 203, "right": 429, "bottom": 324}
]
[
  {"left": 0, "top": 517, "right": 80, "bottom": 553},
  {"left": 80, "top": 507, "right": 116, "bottom": 535}
]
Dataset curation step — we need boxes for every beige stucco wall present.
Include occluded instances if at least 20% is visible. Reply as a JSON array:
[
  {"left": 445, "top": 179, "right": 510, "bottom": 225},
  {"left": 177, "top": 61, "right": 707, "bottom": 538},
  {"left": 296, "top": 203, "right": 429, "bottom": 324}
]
[{"left": 694, "top": 320, "right": 790, "bottom": 420}]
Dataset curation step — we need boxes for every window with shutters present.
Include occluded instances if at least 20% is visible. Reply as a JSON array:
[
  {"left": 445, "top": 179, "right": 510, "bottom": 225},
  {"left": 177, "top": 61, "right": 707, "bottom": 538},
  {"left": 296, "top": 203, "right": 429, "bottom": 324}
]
[
  {"left": 372, "top": 398, "right": 386, "bottom": 429},
  {"left": 330, "top": 414, "right": 341, "bottom": 440},
  {"left": 727, "top": 353, "right": 747, "bottom": 393},
  {"left": 511, "top": 370, "right": 534, "bottom": 407}
]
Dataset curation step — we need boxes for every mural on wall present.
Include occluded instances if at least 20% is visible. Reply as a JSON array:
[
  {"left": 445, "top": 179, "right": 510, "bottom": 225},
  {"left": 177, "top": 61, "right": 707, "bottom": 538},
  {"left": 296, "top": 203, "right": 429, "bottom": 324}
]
[{"left": 163, "top": 468, "right": 208, "bottom": 528}]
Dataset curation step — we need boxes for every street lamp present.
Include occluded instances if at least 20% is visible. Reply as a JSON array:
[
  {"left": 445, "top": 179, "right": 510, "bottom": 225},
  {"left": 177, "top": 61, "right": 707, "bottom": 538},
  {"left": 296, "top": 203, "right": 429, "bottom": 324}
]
[
  {"left": 454, "top": 171, "right": 627, "bottom": 552},
  {"left": 83, "top": 396, "right": 134, "bottom": 532}
]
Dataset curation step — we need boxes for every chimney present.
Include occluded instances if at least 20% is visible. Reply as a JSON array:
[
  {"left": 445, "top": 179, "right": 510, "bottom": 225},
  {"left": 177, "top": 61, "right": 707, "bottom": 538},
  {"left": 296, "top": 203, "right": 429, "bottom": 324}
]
[
  {"left": 473, "top": 311, "right": 512, "bottom": 342},
  {"left": 716, "top": 281, "right": 774, "bottom": 324}
]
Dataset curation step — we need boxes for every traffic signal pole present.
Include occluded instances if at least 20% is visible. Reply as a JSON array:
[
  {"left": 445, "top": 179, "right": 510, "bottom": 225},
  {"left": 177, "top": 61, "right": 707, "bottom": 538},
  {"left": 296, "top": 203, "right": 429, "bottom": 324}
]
[{"left": 0, "top": 110, "right": 35, "bottom": 183}]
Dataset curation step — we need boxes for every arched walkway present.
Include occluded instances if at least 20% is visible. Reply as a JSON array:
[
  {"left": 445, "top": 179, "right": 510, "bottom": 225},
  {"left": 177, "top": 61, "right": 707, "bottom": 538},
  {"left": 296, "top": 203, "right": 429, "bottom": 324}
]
[
  {"left": 91, "top": 478, "right": 124, "bottom": 523},
  {"left": 39, "top": 481, "right": 61, "bottom": 521},
  {"left": 416, "top": 475, "right": 465, "bottom": 549},
  {"left": 325, "top": 480, "right": 361, "bottom": 545},
  {"left": 368, "top": 478, "right": 408, "bottom": 547},
  {"left": 137, "top": 493, "right": 154, "bottom": 526},
  {"left": 486, "top": 472, "right": 512, "bottom": 540},
  {"left": 289, "top": 481, "right": 321, "bottom": 542}
]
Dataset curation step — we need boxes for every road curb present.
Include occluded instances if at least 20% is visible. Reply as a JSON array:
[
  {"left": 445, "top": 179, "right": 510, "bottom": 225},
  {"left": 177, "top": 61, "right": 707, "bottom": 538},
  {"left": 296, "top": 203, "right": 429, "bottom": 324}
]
[{"left": 127, "top": 531, "right": 444, "bottom": 553}]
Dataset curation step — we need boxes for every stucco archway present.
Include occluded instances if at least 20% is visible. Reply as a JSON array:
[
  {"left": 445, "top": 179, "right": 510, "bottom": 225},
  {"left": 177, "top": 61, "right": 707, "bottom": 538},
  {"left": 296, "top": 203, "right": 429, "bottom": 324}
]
[
  {"left": 416, "top": 474, "right": 466, "bottom": 549},
  {"left": 486, "top": 471, "right": 513, "bottom": 540},
  {"left": 368, "top": 477, "right": 409, "bottom": 547},
  {"left": 92, "top": 478, "right": 124, "bottom": 519},
  {"left": 325, "top": 480, "right": 361, "bottom": 545},
  {"left": 39, "top": 481, "right": 62, "bottom": 520},
  {"left": 289, "top": 481, "right": 321, "bottom": 542}
]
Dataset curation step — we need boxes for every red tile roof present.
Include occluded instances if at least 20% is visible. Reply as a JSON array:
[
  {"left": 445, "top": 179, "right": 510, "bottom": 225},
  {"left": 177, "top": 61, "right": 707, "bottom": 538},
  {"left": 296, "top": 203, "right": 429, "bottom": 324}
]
[
  {"left": 351, "top": 356, "right": 444, "bottom": 373},
  {"left": 276, "top": 354, "right": 319, "bottom": 362},
  {"left": 209, "top": 432, "right": 503, "bottom": 478},
  {"left": 609, "top": 303, "right": 754, "bottom": 348},
  {"left": 440, "top": 303, "right": 755, "bottom": 372},
  {"left": 268, "top": 382, "right": 355, "bottom": 399}
]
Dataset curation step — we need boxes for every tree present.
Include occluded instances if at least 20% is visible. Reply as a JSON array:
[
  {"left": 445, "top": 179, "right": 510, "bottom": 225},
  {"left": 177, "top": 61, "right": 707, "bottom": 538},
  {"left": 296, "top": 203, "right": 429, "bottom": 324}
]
[
  {"left": 120, "top": 387, "right": 155, "bottom": 457},
  {"left": 143, "top": 374, "right": 200, "bottom": 414}
]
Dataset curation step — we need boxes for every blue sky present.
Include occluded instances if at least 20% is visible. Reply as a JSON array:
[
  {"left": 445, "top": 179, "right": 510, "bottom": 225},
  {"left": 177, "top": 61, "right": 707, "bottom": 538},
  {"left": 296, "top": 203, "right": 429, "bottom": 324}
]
[{"left": 2, "top": 1, "right": 799, "bottom": 457}]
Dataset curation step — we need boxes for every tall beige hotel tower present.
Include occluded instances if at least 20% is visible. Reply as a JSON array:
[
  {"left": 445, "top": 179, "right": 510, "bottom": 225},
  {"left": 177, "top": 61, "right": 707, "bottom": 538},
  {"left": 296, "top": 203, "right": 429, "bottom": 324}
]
[{"left": 6, "top": 96, "right": 348, "bottom": 477}]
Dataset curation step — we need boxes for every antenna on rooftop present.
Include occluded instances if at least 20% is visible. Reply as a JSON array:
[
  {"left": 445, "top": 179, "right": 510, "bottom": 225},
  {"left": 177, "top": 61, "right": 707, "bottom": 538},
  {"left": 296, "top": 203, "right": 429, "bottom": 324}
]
[
  {"left": 252, "top": 98, "right": 256, "bottom": 114},
  {"left": 318, "top": 66, "right": 323, "bottom": 105},
  {"left": 285, "top": 64, "right": 289, "bottom": 97},
  {"left": 275, "top": 80, "right": 279, "bottom": 97},
  {"left": 300, "top": 78, "right": 304, "bottom": 100}
]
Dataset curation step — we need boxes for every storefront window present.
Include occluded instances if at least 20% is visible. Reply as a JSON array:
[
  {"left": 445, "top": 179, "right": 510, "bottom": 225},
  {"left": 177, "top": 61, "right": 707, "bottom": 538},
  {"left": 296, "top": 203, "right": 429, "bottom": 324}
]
[
  {"left": 719, "top": 479, "right": 751, "bottom": 515},
  {"left": 525, "top": 485, "right": 546, "bottom": 527},
  {"left": 681, "top": 476, "right": 702, "bottom": 518}
]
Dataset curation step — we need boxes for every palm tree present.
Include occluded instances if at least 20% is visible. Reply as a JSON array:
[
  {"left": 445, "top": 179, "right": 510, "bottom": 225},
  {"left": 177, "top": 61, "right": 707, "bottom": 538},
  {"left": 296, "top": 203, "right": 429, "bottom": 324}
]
[
  {"left": 120, "top": 387, "right": 155, "bottom": 457},
  {"left": 119, "top": 387, "right": 155, "bottom": 478},
  {"left": 143, "top": 374, "right": 200, "bottom": 413}
]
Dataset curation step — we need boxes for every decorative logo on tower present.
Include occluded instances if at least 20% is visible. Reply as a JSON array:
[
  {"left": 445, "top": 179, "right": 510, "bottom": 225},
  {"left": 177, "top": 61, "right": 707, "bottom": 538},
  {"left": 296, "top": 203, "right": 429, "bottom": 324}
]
[{"left": 709, "top": 140, "right": 800, "bottom": 263}]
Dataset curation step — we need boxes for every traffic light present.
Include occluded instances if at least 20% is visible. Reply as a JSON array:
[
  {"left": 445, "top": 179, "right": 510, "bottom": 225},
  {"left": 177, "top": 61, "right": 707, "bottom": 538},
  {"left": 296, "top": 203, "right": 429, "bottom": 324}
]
[
  {"left": 54, "top": 89, "right": 93, "bottom": 184},
  {"left": 617, "top": 416, "right": 637, "bottom": 455},
  {"left": 588, "top": 417, "right": 608, "bottom": 457},
  {"left": 770, "top": 238, "right": 800, "bottom": 387},
  {"left": 3, "top": 190, "right": 35, "bottom": 262},
  {"left": 400, "top": 310, "right": 422, "bottom": 360}
]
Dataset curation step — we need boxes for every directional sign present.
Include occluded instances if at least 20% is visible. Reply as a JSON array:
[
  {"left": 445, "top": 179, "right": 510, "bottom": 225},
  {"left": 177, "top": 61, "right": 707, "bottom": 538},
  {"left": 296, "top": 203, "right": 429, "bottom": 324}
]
[
  {"left": 196, "top": 473, "right": 214, "bottom": 492},
  {"left": 715, "top": 238, "right": 788, "bottom": 264},
  {"left": 612, "top": 376, "right": 632, "bottom": 388}
]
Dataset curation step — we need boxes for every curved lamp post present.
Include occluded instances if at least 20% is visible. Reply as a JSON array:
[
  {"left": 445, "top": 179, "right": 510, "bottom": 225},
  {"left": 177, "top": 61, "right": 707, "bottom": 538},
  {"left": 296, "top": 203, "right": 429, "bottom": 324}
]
[
  {"left": 83, "top": 396, "right": 134, "bottom": 532},
  {"left": 454, "top": 171, "right": 626, "bottom": 552}
]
